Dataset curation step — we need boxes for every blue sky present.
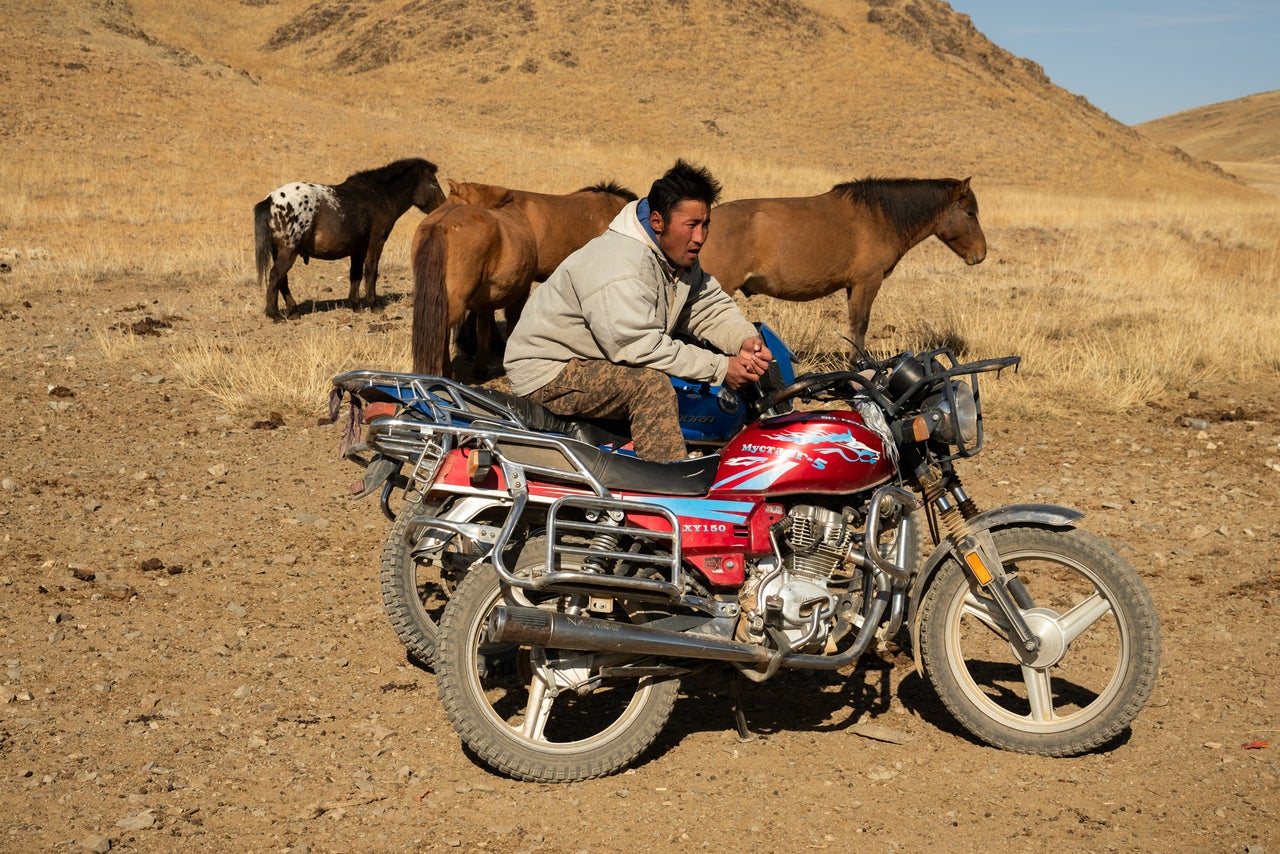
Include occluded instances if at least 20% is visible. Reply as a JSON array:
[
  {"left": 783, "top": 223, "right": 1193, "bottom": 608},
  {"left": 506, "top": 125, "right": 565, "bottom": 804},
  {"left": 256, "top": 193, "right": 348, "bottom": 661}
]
[{"left": 947, "top": 1, "right": 1280, "bottom": 124}]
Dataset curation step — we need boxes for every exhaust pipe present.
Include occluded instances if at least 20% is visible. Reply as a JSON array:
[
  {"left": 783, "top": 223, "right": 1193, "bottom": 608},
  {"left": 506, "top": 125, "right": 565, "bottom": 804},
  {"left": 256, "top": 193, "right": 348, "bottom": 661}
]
[{"left": 489, "top": 606, "right": 775, "bottom": 666}]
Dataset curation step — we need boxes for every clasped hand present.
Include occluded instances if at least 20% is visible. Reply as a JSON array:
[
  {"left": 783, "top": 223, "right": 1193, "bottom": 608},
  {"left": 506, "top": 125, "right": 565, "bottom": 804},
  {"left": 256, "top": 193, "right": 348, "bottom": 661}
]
[{"left": 724, "top": 336, "right": 775, "bottom": 390}]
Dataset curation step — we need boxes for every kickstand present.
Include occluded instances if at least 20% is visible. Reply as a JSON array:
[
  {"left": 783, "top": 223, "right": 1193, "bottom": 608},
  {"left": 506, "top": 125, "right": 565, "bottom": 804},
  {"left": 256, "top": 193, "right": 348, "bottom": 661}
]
[{"left": 728, "top": 673, "right": 754, "bottom": 743}]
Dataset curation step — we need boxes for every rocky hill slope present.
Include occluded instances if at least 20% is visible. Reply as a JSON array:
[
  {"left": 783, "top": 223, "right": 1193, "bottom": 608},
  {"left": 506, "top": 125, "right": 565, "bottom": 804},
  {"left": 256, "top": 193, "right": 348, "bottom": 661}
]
[
  {"left": 1139, "top": 90, "right": 1280, "bottom": 194},
  {"left": 4, "top": 0, "right": 1251, "bottom": 221}
]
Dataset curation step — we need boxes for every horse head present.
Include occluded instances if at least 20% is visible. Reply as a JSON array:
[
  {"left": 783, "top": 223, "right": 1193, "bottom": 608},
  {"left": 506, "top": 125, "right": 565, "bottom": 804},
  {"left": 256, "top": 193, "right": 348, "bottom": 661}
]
[
  {"left": 448, "top": 181, "right": 516, "bottom": 209},
  {"left": 412, "top": 160, "right": 447, "bottom": 214},
  {"left": 937, "top": 177, "right": 986, "bottom": 266}
]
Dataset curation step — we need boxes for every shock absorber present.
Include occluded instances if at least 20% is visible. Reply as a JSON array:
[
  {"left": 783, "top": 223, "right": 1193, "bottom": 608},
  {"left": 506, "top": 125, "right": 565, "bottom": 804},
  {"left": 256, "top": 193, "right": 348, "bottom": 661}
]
[
  {"left": 581, "top": 509, "right": 623, "bottom": 574},
  {"left": 949, "top": 477, "right": 981, "bottom": 520},
  {"left": 925, "top": 470, "right": 1041, "bottom": 653}
]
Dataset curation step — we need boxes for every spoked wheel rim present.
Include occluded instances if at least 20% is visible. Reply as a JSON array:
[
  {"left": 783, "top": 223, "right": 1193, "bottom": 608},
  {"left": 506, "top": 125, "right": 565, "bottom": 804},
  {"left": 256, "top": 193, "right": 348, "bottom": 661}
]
[
  {"left": 461, "top": 585, "right": 666, "bottom": 754},
  {"left": 941, "top": 547, "right": 1132, "bottom": 734}
]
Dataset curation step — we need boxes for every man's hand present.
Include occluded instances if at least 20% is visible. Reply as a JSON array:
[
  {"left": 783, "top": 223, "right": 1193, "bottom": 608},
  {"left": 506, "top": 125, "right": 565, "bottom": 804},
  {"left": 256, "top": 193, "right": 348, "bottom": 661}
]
[{"left": 724, "top": 336, "right": 775, "bottom": 390}]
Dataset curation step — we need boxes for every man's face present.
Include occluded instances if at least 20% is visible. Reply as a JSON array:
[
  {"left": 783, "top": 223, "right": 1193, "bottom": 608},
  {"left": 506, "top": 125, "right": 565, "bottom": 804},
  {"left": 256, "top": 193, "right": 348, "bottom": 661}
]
[{"left": 650, "top": 199, "right": 711, "bottom": 269}]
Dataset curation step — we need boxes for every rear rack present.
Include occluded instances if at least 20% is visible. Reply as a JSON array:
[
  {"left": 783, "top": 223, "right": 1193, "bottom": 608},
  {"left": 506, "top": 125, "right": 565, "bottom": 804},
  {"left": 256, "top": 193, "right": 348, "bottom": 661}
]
[
  {"left": 332, "top": 369, "right": 530, "bottom": 430},
  {"left": 334, "top": 370, "right": 701, "bottom": 608}
]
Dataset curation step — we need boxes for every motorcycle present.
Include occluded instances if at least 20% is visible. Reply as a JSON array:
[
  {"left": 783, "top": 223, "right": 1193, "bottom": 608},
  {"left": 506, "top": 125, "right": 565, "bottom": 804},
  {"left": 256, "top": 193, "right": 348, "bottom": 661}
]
[
  {"left": 332, "top": 345, "right": 1161, "bottom": 783},
  {"left": 330, "top": 324, "right": 796, "bottom": 666}
]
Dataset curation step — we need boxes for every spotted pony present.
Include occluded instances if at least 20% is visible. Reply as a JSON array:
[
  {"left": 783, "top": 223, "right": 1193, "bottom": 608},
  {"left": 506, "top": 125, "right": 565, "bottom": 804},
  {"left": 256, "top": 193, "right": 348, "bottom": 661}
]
[{"left": 253, "top": 158, "right": 446, "bottom": 320}]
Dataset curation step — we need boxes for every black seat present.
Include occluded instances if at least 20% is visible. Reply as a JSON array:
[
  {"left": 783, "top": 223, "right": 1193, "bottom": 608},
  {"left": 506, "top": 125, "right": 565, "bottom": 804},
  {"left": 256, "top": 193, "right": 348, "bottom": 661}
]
[{"left": 581, "top": 448, "right": 720, "bottom": 496}]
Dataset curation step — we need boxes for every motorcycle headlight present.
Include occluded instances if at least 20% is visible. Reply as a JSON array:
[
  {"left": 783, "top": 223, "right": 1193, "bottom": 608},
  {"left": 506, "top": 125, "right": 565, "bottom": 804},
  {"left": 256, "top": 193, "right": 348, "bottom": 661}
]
[{"left": 927, "top": 381, "right": 978, "bottom": 445}]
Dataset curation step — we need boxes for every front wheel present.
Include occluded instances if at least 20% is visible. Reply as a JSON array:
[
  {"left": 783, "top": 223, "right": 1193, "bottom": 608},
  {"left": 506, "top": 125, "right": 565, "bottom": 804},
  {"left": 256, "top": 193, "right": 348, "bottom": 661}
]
[
  {"left": 435, "top": 540, "right": 681, "bottom": 782},
  {"left": 918, "top": 525, "right": 1160, "bottom": 756}
]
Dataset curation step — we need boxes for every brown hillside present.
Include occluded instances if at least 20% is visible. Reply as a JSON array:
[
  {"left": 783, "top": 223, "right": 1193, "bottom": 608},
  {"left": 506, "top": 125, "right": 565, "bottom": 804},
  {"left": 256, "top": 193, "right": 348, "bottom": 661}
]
[
  {"left": 2, "top": 0, "right": 1252, "bottom": 251},
  {"left": 1138, "top": 90, "right": 1280, "bottom": 194}
]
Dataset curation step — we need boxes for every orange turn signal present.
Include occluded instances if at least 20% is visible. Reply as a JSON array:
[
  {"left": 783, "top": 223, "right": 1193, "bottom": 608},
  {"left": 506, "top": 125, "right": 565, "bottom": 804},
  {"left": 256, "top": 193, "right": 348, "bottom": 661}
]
[
  {"left": 467, "top": 449, "right": 493, "bottom": 482},
  {"left": 912, "top": 416, "right": 931, "bottom": 442},
  {"left": 964, "top": 550, "right": 994, "bottom": 586}
]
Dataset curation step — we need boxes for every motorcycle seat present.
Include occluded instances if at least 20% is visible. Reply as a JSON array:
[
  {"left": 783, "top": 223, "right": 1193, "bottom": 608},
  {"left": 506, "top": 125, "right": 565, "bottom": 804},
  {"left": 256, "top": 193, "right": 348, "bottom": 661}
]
[
  {"left": 493, "top": 432, "right": 721, "bottom": 497},
  {"left": 578, "top": 447, "right": 721, "bottom": 497}
]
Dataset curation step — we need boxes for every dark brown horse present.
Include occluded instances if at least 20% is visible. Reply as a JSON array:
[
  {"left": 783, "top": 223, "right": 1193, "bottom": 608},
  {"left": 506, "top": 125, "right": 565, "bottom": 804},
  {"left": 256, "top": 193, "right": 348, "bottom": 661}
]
[
  {"left": 410, "top": 179, "right": 637, "bottom": 378},
  {"left": 254, "top": 158, "right": 446, "bottom": 320},
  {"left": 699, "top": 177, "right": 986, "bottom": 348}
]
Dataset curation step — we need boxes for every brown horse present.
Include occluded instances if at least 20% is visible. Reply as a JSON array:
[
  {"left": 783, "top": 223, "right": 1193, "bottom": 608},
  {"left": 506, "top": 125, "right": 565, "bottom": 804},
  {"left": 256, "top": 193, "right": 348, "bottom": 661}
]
[
  {"left": 410, "top": 179, "right": 637, "bottom": 378},
  {"left": 699, "top": 177, "right": 986, "bottom": 348},
  {"left": 254, "top": 158, "right": 446, "bottom": 320}
]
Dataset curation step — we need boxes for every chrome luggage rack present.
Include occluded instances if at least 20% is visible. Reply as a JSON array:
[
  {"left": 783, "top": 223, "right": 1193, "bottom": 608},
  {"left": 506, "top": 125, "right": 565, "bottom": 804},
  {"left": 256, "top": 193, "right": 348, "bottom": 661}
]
[{"left": 332, "top": 370, "right": 687, "bottom": 604}]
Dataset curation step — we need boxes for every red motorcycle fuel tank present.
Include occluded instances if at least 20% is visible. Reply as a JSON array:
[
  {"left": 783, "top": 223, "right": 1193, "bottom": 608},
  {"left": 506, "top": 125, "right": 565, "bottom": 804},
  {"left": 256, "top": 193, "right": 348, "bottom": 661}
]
[{"left": 710, "top": 410, "right": 894, "bottom": 495}]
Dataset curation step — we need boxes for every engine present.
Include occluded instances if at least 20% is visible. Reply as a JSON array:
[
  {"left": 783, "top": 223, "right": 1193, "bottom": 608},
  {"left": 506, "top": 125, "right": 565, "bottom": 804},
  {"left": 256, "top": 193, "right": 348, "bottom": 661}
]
[{"left": 737, "top": 505, "right": 859, "bottom": 650}]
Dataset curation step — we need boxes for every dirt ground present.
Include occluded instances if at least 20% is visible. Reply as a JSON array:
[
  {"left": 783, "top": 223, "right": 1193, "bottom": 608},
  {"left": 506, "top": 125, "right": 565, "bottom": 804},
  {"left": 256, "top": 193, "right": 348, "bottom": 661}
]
[{"left": 1, "top": 273, "right": 1278, "bottom": 853}]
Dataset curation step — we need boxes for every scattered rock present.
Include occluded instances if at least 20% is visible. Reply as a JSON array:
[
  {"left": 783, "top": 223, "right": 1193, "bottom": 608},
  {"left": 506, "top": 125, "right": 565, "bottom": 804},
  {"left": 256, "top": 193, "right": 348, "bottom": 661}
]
[
  {"left": 252, "top": 411, "right": 286, "bottom": 430},
  {"left": 115, "top": 809, "right": 155, "bottom": 831},
  {"left": 850, "top": 722, "right": 918, "bottom": 744},
  {"left": 100, "top": 584, "right": 137, "bottom": 601},
  {"left": 80, "top": 833, "right": 112, "bottom": 853}
]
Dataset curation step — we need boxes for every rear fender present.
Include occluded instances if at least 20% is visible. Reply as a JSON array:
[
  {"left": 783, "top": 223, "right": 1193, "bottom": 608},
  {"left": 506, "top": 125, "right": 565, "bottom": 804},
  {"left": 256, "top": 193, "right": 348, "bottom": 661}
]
[{"left": 906, "top": 503, "right": 1085, "bottom": 674}]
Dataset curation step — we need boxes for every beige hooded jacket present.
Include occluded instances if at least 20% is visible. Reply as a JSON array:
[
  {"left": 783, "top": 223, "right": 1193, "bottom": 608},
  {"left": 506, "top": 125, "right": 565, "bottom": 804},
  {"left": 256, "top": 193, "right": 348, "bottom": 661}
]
[{"left": 503, "top": 199, "right": 758, "bottom": 397}]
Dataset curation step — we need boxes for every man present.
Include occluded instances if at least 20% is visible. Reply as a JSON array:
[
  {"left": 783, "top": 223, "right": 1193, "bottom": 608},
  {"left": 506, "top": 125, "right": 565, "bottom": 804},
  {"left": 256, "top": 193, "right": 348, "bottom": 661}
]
[{"left": 503, "top": 159, "right": 773, "bottom": 462}]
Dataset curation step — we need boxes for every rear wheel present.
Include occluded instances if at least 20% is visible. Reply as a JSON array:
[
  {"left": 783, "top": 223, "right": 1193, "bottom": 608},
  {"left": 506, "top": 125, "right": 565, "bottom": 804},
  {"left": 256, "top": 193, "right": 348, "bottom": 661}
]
[
  {"left": 435, "top": 537, "right": 680, "bottom": 782},
  {"left": 918, "top": 525, "right": 1160, "bottom": 756},
  {"left": 379, "top": 494, "right": 451, "bottom": 666}
]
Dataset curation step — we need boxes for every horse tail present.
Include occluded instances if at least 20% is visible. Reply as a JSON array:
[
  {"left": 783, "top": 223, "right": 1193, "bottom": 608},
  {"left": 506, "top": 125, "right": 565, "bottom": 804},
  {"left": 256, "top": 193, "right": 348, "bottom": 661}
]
[
  {"left": 253, "top": 197, "right": 274, "bottom": 290},
  {"left": 411, "top": 222, "right": 452, "bottom": 376}
]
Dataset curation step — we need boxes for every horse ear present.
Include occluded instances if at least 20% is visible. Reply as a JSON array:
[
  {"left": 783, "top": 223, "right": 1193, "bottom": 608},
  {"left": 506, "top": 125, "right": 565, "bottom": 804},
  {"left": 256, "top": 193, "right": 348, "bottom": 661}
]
[{"left": 447, "top": 178, "right": 461, "bottom": 194}]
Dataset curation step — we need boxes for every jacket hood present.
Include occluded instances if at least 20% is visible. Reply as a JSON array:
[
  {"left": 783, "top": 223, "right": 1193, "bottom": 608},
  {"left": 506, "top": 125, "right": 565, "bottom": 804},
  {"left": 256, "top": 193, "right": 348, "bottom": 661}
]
[{"left": 608, "top": 200, "right": 673, "bottom": 273}]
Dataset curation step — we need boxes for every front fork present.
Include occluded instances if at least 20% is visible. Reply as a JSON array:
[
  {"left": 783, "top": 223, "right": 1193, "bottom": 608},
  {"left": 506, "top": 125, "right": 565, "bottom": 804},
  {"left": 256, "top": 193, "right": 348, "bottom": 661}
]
[{"left": 923, "top": 472, "right": 1041, "bottom": 654}]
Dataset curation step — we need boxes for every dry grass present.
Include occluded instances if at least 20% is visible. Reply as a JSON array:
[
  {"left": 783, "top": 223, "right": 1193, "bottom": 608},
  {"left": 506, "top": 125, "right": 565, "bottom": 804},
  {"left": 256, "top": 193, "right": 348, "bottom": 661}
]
[
  {"left": 5, "top": 161, "right": 1274, "bottom": 421},
  {"left": 165, "top": 324, "right": 410, "bottom": 417}
]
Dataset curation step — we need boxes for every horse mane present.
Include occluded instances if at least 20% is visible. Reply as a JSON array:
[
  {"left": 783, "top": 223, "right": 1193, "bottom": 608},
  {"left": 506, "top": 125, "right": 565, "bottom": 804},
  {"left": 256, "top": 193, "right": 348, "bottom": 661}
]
[
  {"left": 831, "top": 178, "right": 966, "bottom": 241},
  {"left": 347, "top": 157, "right": 438, "bottom": 187},
  {"left": 577, "top": 180, "right": 638, "bottom": 201}
]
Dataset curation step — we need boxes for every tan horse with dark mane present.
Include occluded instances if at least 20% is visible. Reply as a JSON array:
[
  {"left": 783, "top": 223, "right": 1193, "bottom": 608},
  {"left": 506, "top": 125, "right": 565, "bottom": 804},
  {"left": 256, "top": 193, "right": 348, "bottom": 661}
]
[
  {"left": 410, "top": 179, "right": 637, "bottom": 378},
  {"left": 699, "top": 177, "right": 986, "bottom": 348}
]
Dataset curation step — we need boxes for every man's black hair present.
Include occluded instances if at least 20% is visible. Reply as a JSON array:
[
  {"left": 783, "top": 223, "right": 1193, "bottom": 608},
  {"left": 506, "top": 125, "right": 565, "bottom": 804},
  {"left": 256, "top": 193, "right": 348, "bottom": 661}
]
[{"left": 647, "top": 159, "right": 722, "bottom": 223}]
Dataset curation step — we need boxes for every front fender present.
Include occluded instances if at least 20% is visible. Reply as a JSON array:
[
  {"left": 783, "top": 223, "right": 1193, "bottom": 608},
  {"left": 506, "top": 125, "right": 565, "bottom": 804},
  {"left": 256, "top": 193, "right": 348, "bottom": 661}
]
[{"left": 906, "top": 503, "right": 1084, "bottom": 674}]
